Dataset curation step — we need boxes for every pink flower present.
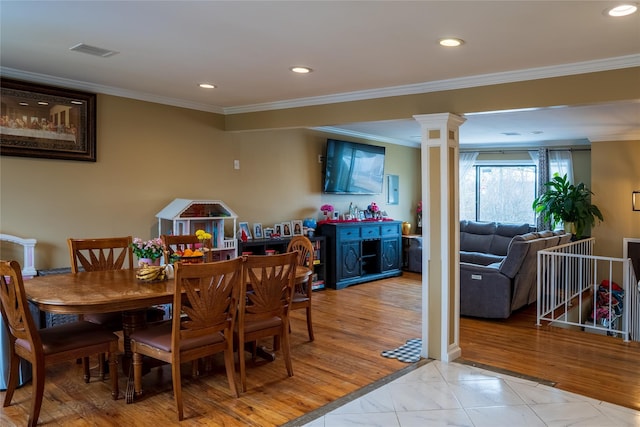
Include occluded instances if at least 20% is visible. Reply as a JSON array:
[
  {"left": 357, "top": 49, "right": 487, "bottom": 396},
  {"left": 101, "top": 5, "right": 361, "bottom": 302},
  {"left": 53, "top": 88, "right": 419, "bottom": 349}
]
[{"left": 320, "top": 204, "right": 334, "bottom": 213}]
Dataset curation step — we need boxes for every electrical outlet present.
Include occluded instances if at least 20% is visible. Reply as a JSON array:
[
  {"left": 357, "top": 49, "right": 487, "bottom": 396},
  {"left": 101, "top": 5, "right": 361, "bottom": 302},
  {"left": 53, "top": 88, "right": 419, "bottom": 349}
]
[
  {"left": 234, "top": 160, "right": 240, "bottom": 170},
  {"left": 318, "top": 154, "right": 324, "bottom": 164}
]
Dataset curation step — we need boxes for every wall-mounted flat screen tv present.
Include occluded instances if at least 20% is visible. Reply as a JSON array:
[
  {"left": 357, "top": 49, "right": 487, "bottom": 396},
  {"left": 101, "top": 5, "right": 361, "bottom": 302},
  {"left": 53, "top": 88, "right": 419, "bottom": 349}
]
[{"left": 323, "top": 139, "right": 385, "bottom": 194}]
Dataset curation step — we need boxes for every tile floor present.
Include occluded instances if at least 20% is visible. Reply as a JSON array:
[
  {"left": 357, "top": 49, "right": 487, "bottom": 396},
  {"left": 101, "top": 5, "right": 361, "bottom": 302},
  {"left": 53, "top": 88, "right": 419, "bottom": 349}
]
[{"left": 290, "top": 360, "right": 640, "bottom": 427}]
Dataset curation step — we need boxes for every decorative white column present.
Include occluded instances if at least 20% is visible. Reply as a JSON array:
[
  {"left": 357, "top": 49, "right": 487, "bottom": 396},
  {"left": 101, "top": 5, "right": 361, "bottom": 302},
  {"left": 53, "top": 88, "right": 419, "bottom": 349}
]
[{"left": 413, "top": 113, "right": 465, "bottom": 362}]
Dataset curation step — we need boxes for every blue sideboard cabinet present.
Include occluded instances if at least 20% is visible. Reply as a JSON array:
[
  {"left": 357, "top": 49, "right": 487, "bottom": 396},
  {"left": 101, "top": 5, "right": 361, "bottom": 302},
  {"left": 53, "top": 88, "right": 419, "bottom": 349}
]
[{"left": 319, "top": 221, "right": 402, "bottom": 289}]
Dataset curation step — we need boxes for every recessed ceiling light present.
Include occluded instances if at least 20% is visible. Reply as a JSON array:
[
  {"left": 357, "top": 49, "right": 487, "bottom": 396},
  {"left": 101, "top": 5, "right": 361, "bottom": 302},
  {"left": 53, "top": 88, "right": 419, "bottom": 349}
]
[
  {"left": 37, "top": 101, "right": 48, "bottom": 106},
  {"left": 438, "top": 38, "right": 464, "bottom": 47},
  {"left": 290, "top": 66, "right": 312, "bottom": 74},
  {"left": 198, "top": 83, "right": 216, "bottom": 89},
  {"left": 605, "top": 4, "right": 638, "bottom": 16}
]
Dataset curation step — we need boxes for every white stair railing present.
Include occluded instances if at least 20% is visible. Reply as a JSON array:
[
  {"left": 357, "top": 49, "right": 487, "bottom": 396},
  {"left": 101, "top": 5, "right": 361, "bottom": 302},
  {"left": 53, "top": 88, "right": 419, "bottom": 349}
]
[
  {"left": 537, "top": 238, "right": 637, "bottom": 342},
  {"left": 0, "top": 233, "right": 37, "bottom": 278}
]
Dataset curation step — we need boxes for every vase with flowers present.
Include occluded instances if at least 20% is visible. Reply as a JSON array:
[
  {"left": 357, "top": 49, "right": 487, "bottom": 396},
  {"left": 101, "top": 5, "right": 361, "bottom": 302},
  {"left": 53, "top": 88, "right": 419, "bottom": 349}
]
[
  {"left": 132, "top": 237, "right": 164, "bottom": 266},
  {"left": 320, "top": 204, "right": 334, "bottom": 220},
  {"left": 416, "top": 201, "right": 423, "bottom": 232},
  {"left": 195, "top": 229, "right": 212, "bottom": 260}
]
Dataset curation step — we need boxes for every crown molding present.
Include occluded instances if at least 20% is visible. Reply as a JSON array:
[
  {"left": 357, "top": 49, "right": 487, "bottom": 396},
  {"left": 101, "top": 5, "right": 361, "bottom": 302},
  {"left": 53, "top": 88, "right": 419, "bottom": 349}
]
[
  {"left": 225, "top": 54, "right": 640, "bottom": 115},
  {"left": 311, "top": 126, "right": 420, "bottom": 148},
  {"left": 3, "top": 54, "right": 638, "bottom": 117},
  {"left": 0, "top": 67, "right": 226, "bottom": 115}
]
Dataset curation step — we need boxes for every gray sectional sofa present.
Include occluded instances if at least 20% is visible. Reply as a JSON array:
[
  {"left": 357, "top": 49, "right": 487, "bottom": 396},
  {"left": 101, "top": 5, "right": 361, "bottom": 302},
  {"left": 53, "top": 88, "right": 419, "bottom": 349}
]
[
  {"left": 459, "top": 221, "right": 571, "bottom": 318},
  {"left": 405, "top": 220, "right": 571, "bottom": 319}
]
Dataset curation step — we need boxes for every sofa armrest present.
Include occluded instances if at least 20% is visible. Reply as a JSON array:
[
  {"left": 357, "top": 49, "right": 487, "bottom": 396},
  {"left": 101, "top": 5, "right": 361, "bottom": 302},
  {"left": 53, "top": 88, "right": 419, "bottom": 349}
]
[{"left": 459, "top": 262, "right": 512, "bottom": 318}]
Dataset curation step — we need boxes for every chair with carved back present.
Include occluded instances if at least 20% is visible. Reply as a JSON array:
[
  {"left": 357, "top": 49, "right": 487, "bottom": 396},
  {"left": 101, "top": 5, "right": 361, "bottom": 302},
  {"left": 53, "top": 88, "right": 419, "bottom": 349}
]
[
  {"left": 286, "top": 236, "right": 316, "bottom": 341},
  {"left": 0, "top": 260, "right": 119, "bottom": 427},
  {"left": 235, "top": 252, "right": 297, "bottom": 392},
  {"left": 129, "top": 257, "right": 242, "bottom": 420},
  {"left": 161, "top": 234, "right": 212, "bottom": 264},
  {"left": 67, "top": 236, "right": 135, "bottom": 379}
]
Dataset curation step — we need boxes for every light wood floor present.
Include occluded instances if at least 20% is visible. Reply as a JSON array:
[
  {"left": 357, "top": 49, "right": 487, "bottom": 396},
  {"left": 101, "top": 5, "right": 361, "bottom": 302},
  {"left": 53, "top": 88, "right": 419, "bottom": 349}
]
[{"left": 1, "top": 272, "right": 638, "bottom": 426}]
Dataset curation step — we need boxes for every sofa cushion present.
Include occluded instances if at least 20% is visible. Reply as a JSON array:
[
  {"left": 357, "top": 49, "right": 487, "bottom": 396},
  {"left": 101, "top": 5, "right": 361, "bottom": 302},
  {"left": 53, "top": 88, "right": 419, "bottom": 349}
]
[
  {"left": 462, "top": 221, "right": 497, "bottom": 235},
  {"left": 537, "top": 230, "right": 554, "bottom": 238},
  {"left": 460, "top": 221, "right": 497, "bottom": 253},
  {"left": 490, "top": 223, "right": 532, "bottom": 256},
  {"left": 460, "top": 251, "right": 505, "bottom": 266},
  {"left": 498, "top": 232, "right": 537, "bottom": 278},
  {"left": 556, "top": 232, "right": 572, "bottom": 245}
]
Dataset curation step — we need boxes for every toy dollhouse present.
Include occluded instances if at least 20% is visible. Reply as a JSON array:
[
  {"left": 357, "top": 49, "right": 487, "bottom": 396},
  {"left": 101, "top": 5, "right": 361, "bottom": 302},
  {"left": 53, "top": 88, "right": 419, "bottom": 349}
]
[{"left": 156, "top": 199, "right": 238, "bottom": 261}]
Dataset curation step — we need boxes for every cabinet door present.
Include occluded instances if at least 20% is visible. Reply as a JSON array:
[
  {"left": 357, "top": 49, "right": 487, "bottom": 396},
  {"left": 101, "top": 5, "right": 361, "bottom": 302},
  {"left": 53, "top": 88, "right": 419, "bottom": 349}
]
[
  {"left": 381, "top": 238, "right": 400, "bottom": 271},
  {"left": 338, "top": 240, "right": 361, "bottom": 280}
]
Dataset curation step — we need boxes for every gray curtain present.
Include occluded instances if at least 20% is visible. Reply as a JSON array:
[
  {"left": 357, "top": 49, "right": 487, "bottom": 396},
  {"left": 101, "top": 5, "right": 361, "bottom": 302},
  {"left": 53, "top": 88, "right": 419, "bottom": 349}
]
[{"left": 530, "top": 148, "right": 549, "bottom": 231}]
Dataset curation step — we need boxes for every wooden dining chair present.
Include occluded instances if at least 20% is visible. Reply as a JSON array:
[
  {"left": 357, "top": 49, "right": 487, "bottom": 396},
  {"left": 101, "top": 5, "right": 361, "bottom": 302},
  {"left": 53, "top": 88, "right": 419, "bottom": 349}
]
[
  {"left": 0, "top": 260, "right": 119, "bottom": 427},
  {"left": 161, "top": 234, "right": 211, "bottom": 264},
  {"left": 236, "top": 252, "right": 298, "bottom": 392},
  {"left": 286, "top": 236, "right": 315, "bottom": 341},
  {"left": 67, "top": 236, "right": 137, "bottom": 379},
  {"left": 129, "top": 257, "right": 242, "bottom": 420}
]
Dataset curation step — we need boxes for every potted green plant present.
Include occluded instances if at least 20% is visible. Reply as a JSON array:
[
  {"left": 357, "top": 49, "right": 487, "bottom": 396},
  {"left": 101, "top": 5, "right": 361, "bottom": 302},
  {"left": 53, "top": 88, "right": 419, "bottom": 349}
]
[{"left": 532, "top": 174, "right": 604, "bottom": 239}]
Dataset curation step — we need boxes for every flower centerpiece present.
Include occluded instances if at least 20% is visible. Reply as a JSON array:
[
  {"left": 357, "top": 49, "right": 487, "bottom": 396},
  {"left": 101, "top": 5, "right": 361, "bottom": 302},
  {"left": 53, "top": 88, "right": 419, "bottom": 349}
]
[
  {"left": 195, "top": 229, "right": 212, "bottom": 251},
  {"left": 416, "top": 201, "right": 423, "bottom": 228},
  {"left": 368, "top": 202, "right": 379, "bottom": 215},
  {"left": 320, "top": 204, "right": 334, "bottom": 219},
  {"left": 132, "top": 237, "right": 164, "bottom": 266}
]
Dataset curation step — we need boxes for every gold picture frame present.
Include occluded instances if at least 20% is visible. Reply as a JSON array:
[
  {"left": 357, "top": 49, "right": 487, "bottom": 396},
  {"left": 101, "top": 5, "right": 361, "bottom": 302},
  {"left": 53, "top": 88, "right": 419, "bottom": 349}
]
[{"left": 0, "top": 78, "right": 96, "bottom": 161}]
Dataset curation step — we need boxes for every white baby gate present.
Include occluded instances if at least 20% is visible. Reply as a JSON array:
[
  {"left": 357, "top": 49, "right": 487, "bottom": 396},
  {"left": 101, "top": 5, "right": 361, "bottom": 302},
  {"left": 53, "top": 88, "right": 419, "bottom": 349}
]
[{"left": 537, "top": 237, "right": 639, "bottom": 342}]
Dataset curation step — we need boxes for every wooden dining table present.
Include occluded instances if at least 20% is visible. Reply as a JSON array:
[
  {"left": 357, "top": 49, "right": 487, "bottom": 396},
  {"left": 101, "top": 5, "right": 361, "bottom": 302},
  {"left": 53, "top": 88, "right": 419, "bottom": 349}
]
[{"left": 24, "top": 264, "right": 312, "bottom": 402}]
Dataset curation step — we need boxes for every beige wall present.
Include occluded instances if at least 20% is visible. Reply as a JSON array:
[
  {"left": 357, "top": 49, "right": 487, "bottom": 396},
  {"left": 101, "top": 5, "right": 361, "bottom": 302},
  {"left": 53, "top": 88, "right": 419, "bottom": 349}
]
[
  {"left": 591, "top": 140, "right": 640, "bottom": 258},
  {"left": 1, "top": 68, "right": 638, "bottom": 270},
  {"left": 0, "top": 95, "right": 419, "bottom": 269}
]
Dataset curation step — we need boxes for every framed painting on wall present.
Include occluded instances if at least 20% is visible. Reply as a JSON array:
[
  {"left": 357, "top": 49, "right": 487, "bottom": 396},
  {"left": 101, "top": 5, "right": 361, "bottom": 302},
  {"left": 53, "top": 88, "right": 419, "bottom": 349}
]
[{"left": 0, "top": 78, "right": 97, "bottom": 161}]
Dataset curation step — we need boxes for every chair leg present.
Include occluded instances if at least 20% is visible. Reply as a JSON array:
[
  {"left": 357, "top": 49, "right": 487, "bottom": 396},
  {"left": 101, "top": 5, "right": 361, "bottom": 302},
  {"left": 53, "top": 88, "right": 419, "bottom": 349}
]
[
  {"left": 133, "top": 352, "right": 144, "bottom": 397},
  {"left": 171, "top": 359, "right": 184, "bottom": 421},
  {"left": 82, "top": 357, "right": 90, "bottom": 383},
  {"left": 108, "top": 343, "right": 119, "bottom": 400},
  {"left": 28, "top": 359, "right": 45, "bottom": 427},
  {"left": 223, "top": 342, "right": 239, "bottom": 398},
  {"left": 239, "top": 341, "right": 247, "bottom": 393},
  {"left": 306, "top": 306, "right": 315, "bottom": 341},
  {"left": 98, "top": 353, "right": 106, "bottom": 380},
  {"left": 3, "top": 352, "right": 20, "bottom": 407},
  {"left": 281, "top": 325, "right": 294, "bottom": 377}
]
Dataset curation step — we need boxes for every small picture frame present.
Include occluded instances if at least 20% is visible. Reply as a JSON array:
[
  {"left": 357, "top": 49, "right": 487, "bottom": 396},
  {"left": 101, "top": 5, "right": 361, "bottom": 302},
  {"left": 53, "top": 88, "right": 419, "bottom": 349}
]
[
  {"left": 634, "top": 191, "right": 640, "bottom": 211},
  {"left": 264, "top": 227, "right": 274, "bottom": 239},
  {"left": 239, "top": 222, "right": 252, "bottom": 239},
  {"left": 274, "top": 223, "right": 283, "bottom": 236},
  {"left": 253, "top": 223, "right": 263, "bottom": 239},
  {"left": 292, "top": 220, "right": 303, "bottom": 236},
  {"left": 282, "top": 221, "right": 292, "bottom": 237},
  {"left": 332, "top": 211, "right": 340, "bottom": 220}
]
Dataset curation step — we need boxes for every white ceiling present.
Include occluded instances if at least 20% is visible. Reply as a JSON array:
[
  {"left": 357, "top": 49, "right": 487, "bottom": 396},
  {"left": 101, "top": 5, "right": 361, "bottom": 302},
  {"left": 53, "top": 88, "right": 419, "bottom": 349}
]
[{"left": 1, "top": 1, "right": 639, "bottom": 148}]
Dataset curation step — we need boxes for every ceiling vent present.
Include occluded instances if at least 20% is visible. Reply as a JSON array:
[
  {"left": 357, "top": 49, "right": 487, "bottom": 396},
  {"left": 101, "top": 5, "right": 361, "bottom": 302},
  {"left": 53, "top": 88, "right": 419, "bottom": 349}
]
[{"left": 69, "top": 43, "right": 119, "bottom": 58}]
